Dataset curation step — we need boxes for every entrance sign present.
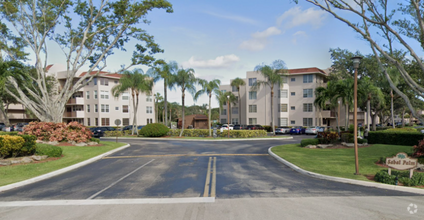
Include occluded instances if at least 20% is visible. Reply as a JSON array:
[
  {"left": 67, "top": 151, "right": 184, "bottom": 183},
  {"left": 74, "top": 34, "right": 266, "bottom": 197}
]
[{"left": 386, "top": 152, "right": 418, "bottom": 178}]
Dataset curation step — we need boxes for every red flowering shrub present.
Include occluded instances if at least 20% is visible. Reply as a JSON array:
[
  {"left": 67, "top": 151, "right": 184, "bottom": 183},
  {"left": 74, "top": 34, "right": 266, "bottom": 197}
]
[
  {"left": 413, "top": 139, "right": 424, "bottom": 157},
  {"left": 22, "top": 121, "right": 92, "bottom": 143}
]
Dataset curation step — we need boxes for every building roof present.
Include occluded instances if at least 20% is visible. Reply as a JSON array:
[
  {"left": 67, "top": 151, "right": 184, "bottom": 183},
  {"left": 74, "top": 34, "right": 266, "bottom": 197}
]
[
  {"left": 79, "top": 71, "right": 122, "bottom": 78},
  {"left": 287, "top": 67, "right": 327, "bottom": 75}
]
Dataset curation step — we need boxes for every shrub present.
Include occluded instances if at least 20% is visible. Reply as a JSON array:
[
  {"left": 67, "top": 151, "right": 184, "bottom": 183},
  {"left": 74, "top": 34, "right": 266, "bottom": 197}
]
[
  {"left": 357, "top": 138, "right": 367, "bottom": 144},
  {"left": 22, "top": 121, "right": 91, "bottom": 143},
  {"left": 0, "top": 131, "right": 19, "bottom": 136},
  {"left": 0, "top": 135, "right": 26, "bottom": 158},
  {"left": 319, "top": 131, "right": 339, "bottom": 144},
  {"left": 368, "top": 130, "right": 424, "bottom": 145},
  {"left": 89, "top": 137, "right": 100, "bottom": 143},
  {"left": 18, "top": 135, "right": 37, "bottom": 156},
  {"left": 139, "top": 123, "right": 169, "bottom": 137},
  {"left": 375, "top": 170, "right": 424, "bottom": 186},
  {"left": 35, "top": 144, "right": 63, "bottom": 157},
  {"left": 263, "top": 125, "right": 272, "bottom": 132},
  {"left": 301, "top": 138, "right": 319, "bottom": 147},
  {"left": 104, "top": 130, "right": 123, "bottom": 137},
  {"left": 412, "top": 139, "right": 424, "bottom": 157},
  {"left": 341, "top": 133, "right": 353, "bottom": 143},
  {"left": 374, "top": 170, "right": 398, "bottom": 185}
]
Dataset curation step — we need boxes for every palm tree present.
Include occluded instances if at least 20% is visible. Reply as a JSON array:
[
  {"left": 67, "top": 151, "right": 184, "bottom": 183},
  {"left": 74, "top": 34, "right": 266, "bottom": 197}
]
[
  {"left": 112, "top": 69, "right": 153, "bottom": 135},
  {"left": 314, "top": 81, "right": 341, "bottom": 133},
  {"left": 252, "top": 60, "right": 288, "bottom": 135},
  {"left": 230, "top": 77, "right": 246, "bottom": 125},
  {"left": 173, "top": 67, "right": 199, "bottom": 137},
  {"left": 147, "top": 60, "right": 178, "bottom": 127},
  {"left": 154, "top": 92, "right": 163, "bottom": 123},
  {"left": 335, "top": 79, "right": 354, "bottom": 131},
  {"left": 194, "top": 79, "right": 221, "bottom": 136}
]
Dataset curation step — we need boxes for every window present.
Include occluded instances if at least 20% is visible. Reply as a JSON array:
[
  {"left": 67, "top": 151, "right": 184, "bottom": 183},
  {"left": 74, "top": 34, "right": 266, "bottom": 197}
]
[
  {"left": 281, "top": 76, "right": 287, "bottom": 83},
  {"left": 149, "top": 118, "right": 153, "bottom": 124},
  {"left": 303, "top": 74, "right": 313, "bottom": 83},
  {"left": 147, "top": 119, "right": 150, "bottom": 124},
  {"left": 303, "top": 103, "right": 313, "bottom": 112},
  {"left": 101, "top": 118, "right": 110, "bottom": 126},
  {"left": 249, "top": 91, "right": 257, "bottom": 100},
  {"left": 87, "top": 104, "right": 90, "bottom": 113},
  {"left": 146, "top": 106, "right": 153, "bottom": 114},
  {"left": 279, "top": 104, "right": 288, "bottom": 112},
  {"left": 100, "top": 78, "right": 109, "bottom": 86},
  {"left": 100, "top": 90, "right": 109, "bottom": 99},
  {"left": 232, "top": 118, "right": 238, "bottom": 124},
  {"left": 95, "top": 118, "right": 99, "bottom": 126},
  {"left": 303, "top": 118, "right": 313, "bottom": 126},
  {"left": 232, "top": 107, "right": 238, "bottom": 114},
  {"left": 122, "top": 92, "right": 129, "bottom": 100},
  {"left": 249, "top": 118, "right": 257, "bottom": 125},
  {"left": 101, "top": 104, "right": 109, "bottom": 113},
  {"left": 86, "top": 91, "right": 89, "bottom": 99},
  {"left": 114, "top": 80, "right": 118, "bottom": 84},
  {"left": 248, "top": 78, "right": 257, "bottom": 86},
  {"left": 221, "top": 119, "right": 227, "bottom": 124},
  {"left": 278, "top": 89, "right": 288, "bottom": 98},
  {"left": 87, "top": 118, "right": 91, "bottom": 126},
  {"left": 123, "top": 118, "right": 129, "bottom": 126},
  {"left": 279, "top": 118, "right": 288, "bottom": 126},
  {"left": 95, "top": 104, "right": 98, "bottom": 113},
  {"left": 291, "top": 106, "right": 295, "bottom": 110},
  {"left": 249, "top": 105, "right": 257, "bottom": 113},
  {"left": 115, "top": 106, "right": 119, "bottom": 111},
  {"left": 291, "top": 92, "right": 295, "bottom": 96},
  {"left": 221, "top": 90, "right": 226, "bottom": 93},
  {"left": 291, "top": 78, "right": 295, "bottom": 82},
  {"left": 146, "top": 95, "right": 152, "bottom": 102},
  {"left": 232, "top": 86, "right": 238, "bottom": 92},
  {"left": 85, "top": 79, "right": 89, "bottom": 86},
  {"left": 303, "top": 89, "right": 313, "bottom": 98},
  {"left": 291, "top": 120, "right": 295, "bottom": 125},
  {"left": 93, "top": 78, "right": 97, "bottom": 85},
  {"left": 221, "top": 109, "right": 227, "bottom": 115},
  {"left": 94, "top": 90, "right": 98, "bottom": 99}
]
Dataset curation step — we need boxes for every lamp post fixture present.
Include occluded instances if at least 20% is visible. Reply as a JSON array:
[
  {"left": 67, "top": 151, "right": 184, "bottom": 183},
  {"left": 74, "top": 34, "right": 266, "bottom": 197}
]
[
  {"left": 227, "top": 95, "right": 230, "bottom": 139},
  {"left": 351, "top": 56, "right": 362, "bottom": 175}
]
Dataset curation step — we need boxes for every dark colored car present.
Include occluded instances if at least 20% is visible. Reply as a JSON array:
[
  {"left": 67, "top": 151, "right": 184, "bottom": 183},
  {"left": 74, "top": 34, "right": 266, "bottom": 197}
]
[
  {"left": 122, "top": 125, "right": 145, "bottom": 131},
  {"left": 90, "top": 126, "right": 116, "bottom": 137},
  {"left": 289, "top": 126, "right": 306, "bottom": 135},
  {"left": 246, "top": 125, "right": 265, "bottom": 130},
  {"left": 233, "top": 124, "right": 248, "bottom": 130}
]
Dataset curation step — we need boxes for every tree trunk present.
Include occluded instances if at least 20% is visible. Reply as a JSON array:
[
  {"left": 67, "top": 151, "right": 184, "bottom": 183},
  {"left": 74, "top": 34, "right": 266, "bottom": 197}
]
[
  {"left": 372, "top": 114, "right": 377, "bottom": 131},
  {"left": 155, "top": 98, "right": 158, "bottom": 123},
  {"left": 238, "top": 89, "right": 241, "bottom": 125},
  {"left": 401, "top": 107, "right": 405, "bottom": 127},
  {"left": 169, "top": 105, "right": 172, "bottom": 126},
  {"left": 367, "top": 95, "right": 371, "bottom": 131},
  {"left": 208, "top": 93, "right": 212, "bottom": 137},
  {"left": 345, "top": 104, "right": 349, "bottom": 131},
  {"left": 164, "top": 81, "right": 168, "bottom": 127},
  {"left": 410, "top": 111, "right": 413, "bottom": 125},
  {"left": 131, "top": 92, "right": 137, "bottom": 135},
  {"left": 0, "top": 101, "right": 10, "bottom": 126},
  {"left": 270, "top": 88, "right": 275, "bottom": 135},
  {"left": 229, "top": 102, "right": 232, "bottom": 124},
  {"left": 179, "top": 90, "right": 185, "bottom": 137}
]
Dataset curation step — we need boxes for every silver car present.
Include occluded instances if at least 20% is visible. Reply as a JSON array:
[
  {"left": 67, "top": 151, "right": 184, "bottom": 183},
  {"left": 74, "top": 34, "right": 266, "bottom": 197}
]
[
  {"left": 275, "top": 126, "right": 291, "bottom": 134},
  {"left": 305, "top": 126, "right": 320, "bottom": 135}
]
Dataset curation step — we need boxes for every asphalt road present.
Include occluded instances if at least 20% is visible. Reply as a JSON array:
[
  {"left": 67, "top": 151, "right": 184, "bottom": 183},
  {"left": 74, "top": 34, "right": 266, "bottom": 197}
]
[{"left": 0, "top": 135, "right": 419, "bottom": 201}]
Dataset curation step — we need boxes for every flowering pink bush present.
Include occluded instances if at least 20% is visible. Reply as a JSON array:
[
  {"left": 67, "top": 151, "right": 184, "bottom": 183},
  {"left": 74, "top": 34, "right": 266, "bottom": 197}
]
[
  {"left": 413, "top": 139, "right": 424, "bottom": 157},
  {"left": 22, "top": 121, "right": 92, "bottom": 143}
]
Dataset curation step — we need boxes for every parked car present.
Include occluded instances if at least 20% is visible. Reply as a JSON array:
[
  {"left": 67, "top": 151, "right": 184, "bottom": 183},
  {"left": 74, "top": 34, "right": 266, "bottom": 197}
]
[
  {"left": 275, "top": 126, "right": 291, "bottom": 134},
  {"left": 0, "top": 123, "right": 5, "bottom": 131},
  {"left": 233, "top": 124, "right": 247, "bottom": 130},
  {"left": 289, "top": 126, "right": 306, "bottom": 135},
  {"left": 122, "top": 125, "right": 145, "bottom": 131},
  {"left": 246, "top": 125, "right": 265, "bottom": 130},
  {"left": 15, "top": 123, "right": 29, "bottom": 132},
  {"left": 1, "top": 125, "right": 15, "bottom": 132},
  {"left": 91, "top": 126, "right": 116, "bottom": 137},
  {"left": 220, "top": 124, "right": 234, "bottom": 132},
  {"left": 305, "top": 126, "right": 320, "bottom": 135}
]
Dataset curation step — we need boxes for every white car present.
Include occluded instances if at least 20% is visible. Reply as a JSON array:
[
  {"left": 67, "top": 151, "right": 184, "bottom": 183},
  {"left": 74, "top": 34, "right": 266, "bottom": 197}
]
[
  {"left": 220, "top": 124, "right": 234, "bottom": 132},
  {"left": 305, "top": 126, "right": 320, "bottom": 135},
  {"left": 275, "top": 126, "right": 291, "bottom": 134}
]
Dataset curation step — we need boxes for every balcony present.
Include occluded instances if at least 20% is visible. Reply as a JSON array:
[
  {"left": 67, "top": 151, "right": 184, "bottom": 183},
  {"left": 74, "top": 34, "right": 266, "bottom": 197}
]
[
  {"left": 67, "top": 97, "right": 84, "bottom": 105},
  {"left": 321, "top": 110, "right": 336, "bottom": 118},
  {"left": 63, "top": 111, "right": 85, "bottom": 118}
]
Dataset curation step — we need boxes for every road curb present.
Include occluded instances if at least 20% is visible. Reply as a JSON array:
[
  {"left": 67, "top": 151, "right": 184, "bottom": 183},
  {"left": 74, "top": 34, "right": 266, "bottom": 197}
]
[
  {"left": 0, "top": 143, "right": 131, "bottom": 193},
  {"left": 268, "top": 146, "right": 424, "bottom": 195},
  {"left": 101, "top": 137, "right": 293, "bottom": 142}
]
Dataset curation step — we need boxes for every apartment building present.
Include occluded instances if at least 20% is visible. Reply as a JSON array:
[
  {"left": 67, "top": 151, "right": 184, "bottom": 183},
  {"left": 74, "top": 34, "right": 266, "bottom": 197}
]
[
  {"left": 220, "top": 67, "right": 371, "bottom": 128},
  {"left": 0, "top": 64, "right": 155, "bottom": 127}
]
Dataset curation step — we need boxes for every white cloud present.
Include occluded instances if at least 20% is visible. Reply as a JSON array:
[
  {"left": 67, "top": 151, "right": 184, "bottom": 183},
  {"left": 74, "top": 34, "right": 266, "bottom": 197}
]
[
  {"left": 205, "top": 11, "right": 259, "bottom": 25},
  {"left": 277, "top": 6, "right": 327, "bottom": 30},
  {"left": 239, "top": 26, "right": 281, "bottom": 51},
  {"left": 182, "top": 54, "right": 240, "bottom": 69},
  {"left": 292, "top": 31, "right": 308, "bottom": 44}
]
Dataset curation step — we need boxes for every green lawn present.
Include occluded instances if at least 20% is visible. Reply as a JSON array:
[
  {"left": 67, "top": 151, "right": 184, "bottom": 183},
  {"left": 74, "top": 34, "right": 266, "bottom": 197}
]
[
  {"left": 0, "top": 141, "right": 126, "bottom": 187},
  {"left": 271, "top": 144, "right": 413, "bottom": 181}
]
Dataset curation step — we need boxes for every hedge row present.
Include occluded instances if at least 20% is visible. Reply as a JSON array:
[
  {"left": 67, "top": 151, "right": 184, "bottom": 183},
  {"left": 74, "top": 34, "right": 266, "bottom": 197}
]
[
  {"left": 167, "top": 129, "right": 267, "bottom": 138},
  {"left": 368, "top": 130, "right": 424, "bottom": 145},
  {"left": 375, "top": 170, "right": 424, "bottom": 186},
  {"left": 0, "top": 134, "right": 37, "bottom": 158}
]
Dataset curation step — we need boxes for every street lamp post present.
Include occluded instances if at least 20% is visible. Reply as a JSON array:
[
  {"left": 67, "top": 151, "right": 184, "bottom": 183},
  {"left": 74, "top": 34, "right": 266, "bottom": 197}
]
[
  {"left": 351, "top": 56, "right": 362, "bottom": 175},
  {"left": 227, "top": 95, "right": 230, "bottom": 138}
]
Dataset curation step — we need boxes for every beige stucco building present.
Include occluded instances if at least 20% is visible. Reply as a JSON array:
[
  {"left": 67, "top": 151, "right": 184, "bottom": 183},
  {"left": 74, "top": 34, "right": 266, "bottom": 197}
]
[
  {"left": 0, "top": 64, "right": 155, "bottom": 127},
  {"left": 220, "top": 67, "right": 373, "bottom": 128}
]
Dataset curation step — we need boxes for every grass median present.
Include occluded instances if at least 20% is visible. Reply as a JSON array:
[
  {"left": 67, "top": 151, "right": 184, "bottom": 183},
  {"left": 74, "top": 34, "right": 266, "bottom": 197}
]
[
  {"left": 0, "top": 141, "right": 126, "bottom": 187},
  {"left": 271, "top": 144, "right": 413, "bottom": 181}
]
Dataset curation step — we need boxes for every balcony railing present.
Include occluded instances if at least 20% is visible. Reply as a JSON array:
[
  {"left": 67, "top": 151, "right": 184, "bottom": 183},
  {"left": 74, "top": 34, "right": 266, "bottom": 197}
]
[
  {"left": 67, "top": 97, "right": 84, "bottom": 105},
  {"left": 321, "top": 110, "right": 336, "bottom": 118},
  {"left": 63, "top": 111, "right": 85, "bottom": 118}
]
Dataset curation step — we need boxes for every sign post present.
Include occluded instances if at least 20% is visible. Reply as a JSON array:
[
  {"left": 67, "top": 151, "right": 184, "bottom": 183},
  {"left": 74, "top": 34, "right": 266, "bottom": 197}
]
[
  {"left": 213, "top": 127, "right": 217, "bottom": 139},
  {"left": 385, "top": 152, "right": 418, "bottom": 178},
  {"left": 114, "top": 119, "right": 121, "bottom": 143}
]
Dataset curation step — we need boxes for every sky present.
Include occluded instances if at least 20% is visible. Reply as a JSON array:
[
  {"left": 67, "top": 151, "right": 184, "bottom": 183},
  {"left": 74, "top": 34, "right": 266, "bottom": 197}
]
[{"left": 44, "top": 0, "right": 380, "bottom": 108}]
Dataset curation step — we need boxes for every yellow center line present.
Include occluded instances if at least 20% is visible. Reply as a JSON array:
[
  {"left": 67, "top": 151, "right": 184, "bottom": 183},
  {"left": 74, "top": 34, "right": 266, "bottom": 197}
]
[
  {"left": 210, "top": 157, "right": 217, "bottom": 197},
  {"left": 203, "top": 157, "right": 212, "bottom": 197},
  {"left": 103, "top": 154, "right": 268, "bottom": 159}
]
